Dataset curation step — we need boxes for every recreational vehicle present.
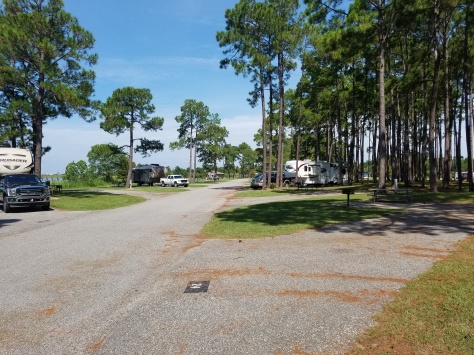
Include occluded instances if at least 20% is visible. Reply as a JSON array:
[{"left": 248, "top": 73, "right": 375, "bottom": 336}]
[
  {"left": 0, "top": 146, "right": 34, "bottom": 175},
  {"left": 282, "top": 160, "right": 312, "bottom": 186},
  {"left": 293, "top": 160, "right": 343, "bottom": 187},
  {"left": 132, "top": 164, "right": 167, "bottom": 186}
]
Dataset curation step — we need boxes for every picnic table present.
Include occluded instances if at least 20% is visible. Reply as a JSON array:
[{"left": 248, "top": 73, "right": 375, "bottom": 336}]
[
  {"left": 50, "top": 184, "right": 63, "bottom": 193},
  {"left": 369, "top": 188, "right": 412, "bottom": 203}
]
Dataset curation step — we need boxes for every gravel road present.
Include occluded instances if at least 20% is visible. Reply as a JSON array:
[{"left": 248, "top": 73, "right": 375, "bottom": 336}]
[{"left": 1, "top": 179, "right": 473, "bottom": 354}]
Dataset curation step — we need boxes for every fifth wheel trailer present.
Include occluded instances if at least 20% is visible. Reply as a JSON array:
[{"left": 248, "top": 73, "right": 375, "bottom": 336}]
[
  {"left": 132, "top": 164, "right": 167, "bottom": 186},
  {"left": 0, "top": 147, "right": 34, "bottom": 175},
  {"left": 293, "top": 160, "right": 344, "bottom": 187}
]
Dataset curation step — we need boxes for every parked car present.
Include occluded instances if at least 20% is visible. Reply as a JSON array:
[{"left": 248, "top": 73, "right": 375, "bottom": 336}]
[
  {"left": 250, "top": 172, "right": 278, "bottom": 189},
  {"left": 250, "top": 174, "right": 263, "bottom": 189}
]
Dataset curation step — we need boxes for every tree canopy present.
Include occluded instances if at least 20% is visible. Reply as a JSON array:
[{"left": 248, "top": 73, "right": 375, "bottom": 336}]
[
  {"left": 100, "top": 87, "right": 164, "bottom": 188},
  {"left": 0, "top": 0, "right": 98, "bottom": 175}
]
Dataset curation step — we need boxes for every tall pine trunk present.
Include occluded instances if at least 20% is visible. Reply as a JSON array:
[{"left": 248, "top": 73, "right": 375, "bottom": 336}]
[{"left": 429, "top": 0, "right": 441, "bottom": 192}]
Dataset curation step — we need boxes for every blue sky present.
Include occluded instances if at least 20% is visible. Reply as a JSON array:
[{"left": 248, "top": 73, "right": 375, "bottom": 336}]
[{"left": 41, "top": 0, "right": 303, "bottom": 174}]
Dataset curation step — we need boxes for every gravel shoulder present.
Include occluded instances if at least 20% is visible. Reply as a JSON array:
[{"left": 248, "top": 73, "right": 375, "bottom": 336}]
[{"left": 1, "top": 179, "right": 473, "bottom": 354}]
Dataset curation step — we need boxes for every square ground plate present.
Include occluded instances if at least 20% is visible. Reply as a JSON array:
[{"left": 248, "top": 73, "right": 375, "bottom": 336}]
[{"left": 184, "top": 281, "right": 210, "bottom": 293}]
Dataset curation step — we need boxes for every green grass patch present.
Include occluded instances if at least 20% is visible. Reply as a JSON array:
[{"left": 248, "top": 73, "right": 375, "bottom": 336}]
[
  {"left": 50, "top": 191, "right": 145, "bottom": 211},
  {"left": 201, "top": 196, "right": 398, "bottom": 239},
  {"left": 410, "top": 189, "right": 474, "bottom": 203},
  {"left": 347, "top": 235, "right": 474, "bottom": 355},
  {"left": 237, "top": 183, "right": 474, "bottom": 204},
  {"left": 236, "top": 185, "right": 360, "bottom": 198}
]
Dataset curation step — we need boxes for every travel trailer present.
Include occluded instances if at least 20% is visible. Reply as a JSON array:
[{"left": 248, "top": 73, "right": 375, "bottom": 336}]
[
  {"left": 0, "top": 146, "right": 34, "bottom": 175},
  {"left": 293, "top": 160, "right": 343, "bottom": 187},
  {"left": 132, "top": 164, "right": 167, "bottom": 186},
  {"left": 282, "top": 160, "right": 312, "bottom": 186}
]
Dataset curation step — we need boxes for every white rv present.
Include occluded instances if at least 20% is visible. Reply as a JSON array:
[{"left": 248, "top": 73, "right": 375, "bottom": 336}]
[
  {"left": 282, "top": 160, "right": 312, "bottom": 186},
  {"left": 295, "top": 161, "right": 328, "bottom": 186},
  {"left": 294, "top": 160, "right": 343, "bottom": 187}
]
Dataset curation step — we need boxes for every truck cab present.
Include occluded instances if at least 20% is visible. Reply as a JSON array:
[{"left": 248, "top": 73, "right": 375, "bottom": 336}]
[
  {"left": 0, "top": 174, "right": 51, "bottom": 213},
  {"left": 160, "top": 175, "right": 189, "bottom": 187}
]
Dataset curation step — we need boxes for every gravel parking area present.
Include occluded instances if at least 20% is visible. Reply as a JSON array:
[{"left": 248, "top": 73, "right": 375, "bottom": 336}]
[{"left": 1, "top": 180, "right": 473, "bottom": 354}]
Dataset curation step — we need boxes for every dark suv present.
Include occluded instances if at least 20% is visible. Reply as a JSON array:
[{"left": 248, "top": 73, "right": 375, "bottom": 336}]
[
  {"left": 0, "top": 174, "right": 51, "bottom": 213},
  {"left": 250, "top": 172, "right": 278, "bottom": 189}
]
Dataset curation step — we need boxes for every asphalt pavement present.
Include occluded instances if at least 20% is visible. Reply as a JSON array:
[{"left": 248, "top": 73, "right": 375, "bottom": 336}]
[{"left": 1, "top": 179, "right": 473, "bottom": 354}]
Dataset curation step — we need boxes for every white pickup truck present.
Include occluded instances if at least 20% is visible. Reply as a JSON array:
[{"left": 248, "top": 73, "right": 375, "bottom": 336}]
[{"left": 160, "top": 175, "right": 189, "bottom": 187}]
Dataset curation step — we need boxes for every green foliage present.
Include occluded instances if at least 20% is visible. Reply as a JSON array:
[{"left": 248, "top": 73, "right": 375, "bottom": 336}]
[
  {"left": 87, "top": 143, "right": 128, "bottom": 183},
  {"left": 222, "top": 144, "right": 240, "bottom": 178},
  {"left": 172, "top": 99, "right": 210, "bottom": 150},
  {"left": 63, "top": 160, "right": 91, "bottom": 184},
  {"left": 0, "top": 0, "right": 98, "bottom": 174},
  {"left": 100, "top": 87, "right": 164, "bottom": 140},
  {"left": 171, "top": 99, "right": 211, "bottom": 180},
  {"left": 51, "top": 191, "right": 145, "bottom": 211},
  {"left": 197, "top": 113, "right": 228, "bottom": 172},
  {"left": 170, "top": 166, "right": 189, "bottom": 177},
  {"left": 238, "top": 142, "right": 258, "bottom": 176},
  {"left": 100, "top": 86, "right": 164, "bottom": 188},
  {"left": 218, "top": 0, "right": 303, "bottom": 188},
  {"left": 201, "top": 195, "right": 397, "bottom": 239}
]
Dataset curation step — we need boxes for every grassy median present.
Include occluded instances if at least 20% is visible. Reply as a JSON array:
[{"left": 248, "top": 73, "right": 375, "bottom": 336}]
[
  {"left": 50, "top": 191, "right": 145, "bottom": 210},
  {"left": 201, "top": 195, "right": 399, "bottom": 239}
]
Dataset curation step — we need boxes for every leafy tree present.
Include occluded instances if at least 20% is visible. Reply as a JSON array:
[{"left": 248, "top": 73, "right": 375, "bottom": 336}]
[
  {"left": 170, "top": 99, "right": 209, "bottom": 182},
  {"left": 64, "top": 160, "right": 89, "bottom": 183},
  {"left": 217, "top": 0, "right": 274, "bottom": 188},
  {"left": 270, "top": 0, "right": 302, "bottom": 187},
  {"left": 100, "top": 87, "right": 164, "bottom": 188},
  {"left": 170, "top": 166, "right": 188, "bottom": 177},
  {"left": 238, "top": 142, "right": 258, "bottom": 177},
  {"left": 0, "top": 0, "right": 98, "bottom": 175},
  {"left": 223, "top": 143, "right": 240, "bottom": 178},
  {"left": 87, "top": 143, "right": 128, "bottom": 183},
  {"left": 197, "top": 114, "right": 228, "bottom": 175}
]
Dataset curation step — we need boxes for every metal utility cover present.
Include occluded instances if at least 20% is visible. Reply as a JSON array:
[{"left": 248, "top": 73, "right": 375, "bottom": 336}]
[{"left": 184, "top": 281, "right": 210, "bottom": 293}]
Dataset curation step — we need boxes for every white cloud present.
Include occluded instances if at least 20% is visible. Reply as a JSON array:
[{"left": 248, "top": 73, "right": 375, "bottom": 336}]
[{"left": 221, "top": 114, "right": 260, "bottom": 147}]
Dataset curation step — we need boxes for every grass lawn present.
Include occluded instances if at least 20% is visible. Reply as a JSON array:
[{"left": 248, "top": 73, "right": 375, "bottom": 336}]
[
  {"left": 50, "top": 190, "right": 145, "bottom": 211},
  {"left": 201, "top": 195, "right": 400, "bottom": 239}
]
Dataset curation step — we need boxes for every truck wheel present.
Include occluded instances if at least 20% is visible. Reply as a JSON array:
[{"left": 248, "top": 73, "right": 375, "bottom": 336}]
[
  {"left": 161, "top": 181, "right": 165, "bottom": 187},
  {"left": 173, "top": 182, "right": 178, "bottom": 187},
  {"left": 184, "top": 184, "right": 188, "bottom": 187},
  {"left": 42, "top": 203, "right": 50, "bottom": 211},
  {"left": 3, "top": 199, "right": 11, "bottom": 213},
  {"left": 283, "top": 180, "right": 290, "bottom": 188}
]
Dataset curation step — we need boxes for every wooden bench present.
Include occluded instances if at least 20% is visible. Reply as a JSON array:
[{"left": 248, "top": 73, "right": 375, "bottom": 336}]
[{"left": 369, "top": 188, "right": 412, "bottom": 203}]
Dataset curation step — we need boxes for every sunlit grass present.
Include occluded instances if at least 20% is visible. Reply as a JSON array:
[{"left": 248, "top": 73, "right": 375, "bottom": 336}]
[
  {"left": 50, "top": 191, "right": 145, "bottom": 211},
  {"left": 201, "top": 196, "right": 398, "bottom": 239}
]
